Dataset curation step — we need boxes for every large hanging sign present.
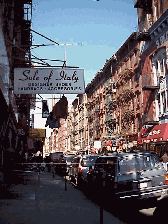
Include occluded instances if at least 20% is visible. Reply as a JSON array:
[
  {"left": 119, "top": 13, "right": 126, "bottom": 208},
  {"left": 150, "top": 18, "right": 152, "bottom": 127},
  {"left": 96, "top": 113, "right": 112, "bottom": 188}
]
[{"left": 14, "top": 68, "right": 85, "bottom": 94}]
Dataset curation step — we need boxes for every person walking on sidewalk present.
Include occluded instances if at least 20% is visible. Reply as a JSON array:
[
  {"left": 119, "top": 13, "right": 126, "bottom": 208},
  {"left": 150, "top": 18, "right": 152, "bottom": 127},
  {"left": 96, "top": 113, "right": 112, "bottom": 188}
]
[{"left": 161, "top": 152, "right": 168, "bottom": 172}]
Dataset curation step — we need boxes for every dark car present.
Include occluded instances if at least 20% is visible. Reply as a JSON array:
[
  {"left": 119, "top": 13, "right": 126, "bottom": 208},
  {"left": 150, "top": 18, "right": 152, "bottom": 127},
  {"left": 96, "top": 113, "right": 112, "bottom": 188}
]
[
  {"left": 63, "top": 154, "right": 76, "bottom": 173},
  {"left": 68, "top": 155, "right": 84, "bottom": 187},
  {"left": 87, "top": 151, "right": 168, "bottom": 210},
  {"left": 55, "top": 156, "right": 67, "bottom": 176},
  {"left": 69, "top": 154, "right": 99, "bottom": 189},
  {"left": 80, "top": 154, "right": 99, "bottom": 184}
]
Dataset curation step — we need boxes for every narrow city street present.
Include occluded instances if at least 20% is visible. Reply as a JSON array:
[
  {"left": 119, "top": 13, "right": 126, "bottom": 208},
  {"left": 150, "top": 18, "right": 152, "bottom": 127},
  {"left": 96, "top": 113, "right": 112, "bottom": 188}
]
[
  {"left": 1, "top": 1, "right": 168, "bottom": 223},
  {"left": 0, "top": 170, "right": 157, "bottom": 224}
]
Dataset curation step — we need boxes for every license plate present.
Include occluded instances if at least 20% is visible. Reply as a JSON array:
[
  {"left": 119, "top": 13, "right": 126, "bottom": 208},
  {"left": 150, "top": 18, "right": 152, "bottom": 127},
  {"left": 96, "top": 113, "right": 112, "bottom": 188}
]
[{"left": 140, "top": 182, "right": 148, "bottom": 189}]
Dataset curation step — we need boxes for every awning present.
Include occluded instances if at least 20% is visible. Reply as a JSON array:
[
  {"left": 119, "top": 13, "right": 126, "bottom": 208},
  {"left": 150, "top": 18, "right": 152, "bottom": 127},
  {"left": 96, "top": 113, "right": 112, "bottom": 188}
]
[{"left": 138, "top": 123, "right": 168, "bottom": 144}]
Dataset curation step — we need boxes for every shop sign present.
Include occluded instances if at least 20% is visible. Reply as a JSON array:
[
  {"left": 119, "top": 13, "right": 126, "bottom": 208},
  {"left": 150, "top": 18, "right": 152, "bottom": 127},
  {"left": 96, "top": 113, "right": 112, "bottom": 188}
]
[
  {"left": 142, "top": 129, "right": 161, "bottom": 138},
  {"left": 156, "top": 30, "right": 168, "bottom": 49},
  {"left": 14, "top": 68, "right": 85, "bottom": 94},
  {"left": 149, "top": 129, "right": 161, "bottom": 136},
  {"left": 29, "top": 128, "right": 46, "bottom": 138},
  {"left": 94, "top": 141, "right": 101, "bottom": 149}
]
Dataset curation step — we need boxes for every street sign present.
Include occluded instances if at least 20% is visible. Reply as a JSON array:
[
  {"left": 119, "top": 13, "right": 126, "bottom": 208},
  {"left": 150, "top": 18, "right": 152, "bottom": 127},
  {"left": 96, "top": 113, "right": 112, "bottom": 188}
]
[{"left": 14, "top": 68, "right": 85, "bottom": 94}]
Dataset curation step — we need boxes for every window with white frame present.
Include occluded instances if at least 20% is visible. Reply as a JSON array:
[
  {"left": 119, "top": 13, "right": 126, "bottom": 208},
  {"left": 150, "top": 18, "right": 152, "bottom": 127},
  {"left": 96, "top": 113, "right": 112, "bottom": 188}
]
[
  {"left": 152, "top": 48, "right": 167, "bottom": 117},
  {"left": 161, "top": 91, "right": 167, "bottom": 114}
]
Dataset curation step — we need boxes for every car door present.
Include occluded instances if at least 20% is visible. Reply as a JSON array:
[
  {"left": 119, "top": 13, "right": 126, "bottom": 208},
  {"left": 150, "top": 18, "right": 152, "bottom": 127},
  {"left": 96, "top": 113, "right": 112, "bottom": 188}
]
[
  {"left": 117, "top": 155, "right": 137, "bottom": 194},
  {"left": 73, "top": 157, "right": 79, "bottom": 179},
  {"left": 88, "top": 157, "right": 100, "bottom": 184},
  {"left": 139, "top": 153, "right": 167, "bottom": 187},
  {"left": 69, "top": 157, "right": 76, "bottom": 177}
]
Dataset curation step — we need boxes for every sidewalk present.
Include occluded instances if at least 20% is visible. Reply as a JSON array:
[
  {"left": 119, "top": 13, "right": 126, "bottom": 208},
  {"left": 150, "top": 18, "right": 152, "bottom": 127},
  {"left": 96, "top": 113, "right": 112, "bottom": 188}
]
[{"left": 0, "top": 171, "right": 124, "bottom": 224}]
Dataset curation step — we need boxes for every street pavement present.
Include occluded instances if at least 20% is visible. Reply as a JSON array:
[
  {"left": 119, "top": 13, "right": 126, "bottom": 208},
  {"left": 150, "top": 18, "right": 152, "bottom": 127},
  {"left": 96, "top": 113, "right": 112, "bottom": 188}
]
[{"left": 0, "top": 171, "right": 125, "bottom": 224}]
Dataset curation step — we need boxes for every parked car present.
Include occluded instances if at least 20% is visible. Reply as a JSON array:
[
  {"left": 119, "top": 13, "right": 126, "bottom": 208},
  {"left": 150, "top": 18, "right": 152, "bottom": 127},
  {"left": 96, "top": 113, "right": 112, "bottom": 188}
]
[
  {"left": 55, "top": 156, "right": 67, "bottom": 176},
  {"left": 80, "top": 154, "right": 99, "bottom": 185},
  {"left": 68, "top": 155, "right": 83, "bottom": 187},
  {"left": 31, "top": 163, "right": 38, "bottom": 172},
  {"left": 63, "top": 154, "right": 76, "bottom": 173},
  {"left": 68, "top": 154, "right": 99, "bottom": 189},
  {"left": 87, "top": 151, "right": 168, "bottom": 210},
  {"left": 40, "top": 161, "right": 46, "bottom": 172}
]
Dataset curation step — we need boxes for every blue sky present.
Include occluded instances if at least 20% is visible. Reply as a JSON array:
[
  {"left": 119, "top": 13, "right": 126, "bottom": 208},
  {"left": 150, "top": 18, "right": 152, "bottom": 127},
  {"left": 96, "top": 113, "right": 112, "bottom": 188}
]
[
  {"left": 31, "top": 0, "right": 138, "bottom": 131},
  {"left": 31, "top": 0, "right": 138, "bottom": 90}
]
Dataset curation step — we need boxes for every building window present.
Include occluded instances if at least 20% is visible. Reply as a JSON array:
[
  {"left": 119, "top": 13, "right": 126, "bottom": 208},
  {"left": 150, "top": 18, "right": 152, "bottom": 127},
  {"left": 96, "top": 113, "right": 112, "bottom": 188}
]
[
  {"left": 160, "top": 0, "right": 163, "bottom": 14},
  {"left": 161, "top": 91, "right": 167, "bottom": 114},
  {"left": 160, "top": 58, "right": 165, "bottom": 73}
]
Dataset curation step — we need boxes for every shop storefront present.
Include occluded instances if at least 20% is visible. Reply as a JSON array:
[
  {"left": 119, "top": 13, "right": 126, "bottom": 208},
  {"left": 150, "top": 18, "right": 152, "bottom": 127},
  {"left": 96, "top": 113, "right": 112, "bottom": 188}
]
[{"left": 138, "top": 123, "right": 168, "bottom": 157}]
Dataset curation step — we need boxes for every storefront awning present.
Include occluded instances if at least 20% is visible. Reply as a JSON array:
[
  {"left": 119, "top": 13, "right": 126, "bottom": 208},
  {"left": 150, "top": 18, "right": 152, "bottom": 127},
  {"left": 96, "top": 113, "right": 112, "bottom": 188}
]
[{"left": 138, "top": 123, "right": 168, "bottom": 144}]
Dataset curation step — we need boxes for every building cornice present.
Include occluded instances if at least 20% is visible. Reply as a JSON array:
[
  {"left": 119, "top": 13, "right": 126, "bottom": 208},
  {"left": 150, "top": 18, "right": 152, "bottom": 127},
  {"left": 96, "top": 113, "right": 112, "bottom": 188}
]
[{"left": 149, "top": 9, "right": 168, "bottom": 35}]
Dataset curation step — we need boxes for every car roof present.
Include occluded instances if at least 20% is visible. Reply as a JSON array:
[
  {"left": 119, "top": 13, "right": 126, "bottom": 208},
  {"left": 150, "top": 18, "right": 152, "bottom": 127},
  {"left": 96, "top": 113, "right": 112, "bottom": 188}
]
[{"left": 97, "top": 151, "right": 157, "bottom": 159}]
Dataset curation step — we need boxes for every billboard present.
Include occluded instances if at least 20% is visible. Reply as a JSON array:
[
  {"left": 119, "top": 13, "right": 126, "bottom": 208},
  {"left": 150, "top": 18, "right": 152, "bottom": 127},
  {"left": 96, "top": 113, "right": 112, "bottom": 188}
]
[{"left": 14, "top": 68, "right": 85, "bottom": 94}]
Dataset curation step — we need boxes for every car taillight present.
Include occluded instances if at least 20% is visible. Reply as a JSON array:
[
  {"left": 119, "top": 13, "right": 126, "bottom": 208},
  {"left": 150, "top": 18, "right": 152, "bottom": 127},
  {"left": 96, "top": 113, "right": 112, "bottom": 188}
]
[
  {"left": 114, "top": 182, "right": 118, "bottom": 188},
  {"left": 79, "top": 168, "right": 82, "bottom": 175},
  {"left": 165, "top": 175, "right": 168, "bottom": 184},
  {"left": 114, "top": 182, "right": 118, "bottom": 192}
]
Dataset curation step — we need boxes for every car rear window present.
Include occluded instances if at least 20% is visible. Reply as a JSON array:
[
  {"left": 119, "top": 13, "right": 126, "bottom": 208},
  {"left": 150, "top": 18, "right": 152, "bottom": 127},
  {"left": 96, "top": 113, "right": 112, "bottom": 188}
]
[
  {"left": 82, "top": 156, "right": 98, "bottom": 167},
  {"left": 119, "top": 155, "right": 136, "bottom": 174},
  {"left": 119, "top": 153, "right": 161, "bottom": 174},
  {"left": 65, "top": 156, "right": 75, "bottom": 162},
  {"left": 98, "top": 157, "right": 116, "bottom": 174},
  {"left": 135, "top": 154, "right": 161, "bottom": 171}
]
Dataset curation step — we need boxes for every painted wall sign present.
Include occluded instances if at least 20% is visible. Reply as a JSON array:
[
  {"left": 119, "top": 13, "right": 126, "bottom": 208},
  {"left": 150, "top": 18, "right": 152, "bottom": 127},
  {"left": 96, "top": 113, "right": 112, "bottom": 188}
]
[{"left": 14, "top": 68, "right": 85, "bottom": 94}]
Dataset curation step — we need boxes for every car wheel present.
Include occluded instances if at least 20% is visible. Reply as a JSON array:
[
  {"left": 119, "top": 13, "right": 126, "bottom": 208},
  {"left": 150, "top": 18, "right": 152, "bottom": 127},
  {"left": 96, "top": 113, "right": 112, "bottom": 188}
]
[{"left": 75, "top": 176, "right": 78, "bottom": 187}]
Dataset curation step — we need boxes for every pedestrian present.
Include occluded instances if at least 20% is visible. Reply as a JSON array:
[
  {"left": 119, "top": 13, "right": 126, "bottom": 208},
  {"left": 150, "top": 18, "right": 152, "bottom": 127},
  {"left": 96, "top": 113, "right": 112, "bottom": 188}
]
[{"left": 160, "top": 152, "right": 168, "bottom": 171}]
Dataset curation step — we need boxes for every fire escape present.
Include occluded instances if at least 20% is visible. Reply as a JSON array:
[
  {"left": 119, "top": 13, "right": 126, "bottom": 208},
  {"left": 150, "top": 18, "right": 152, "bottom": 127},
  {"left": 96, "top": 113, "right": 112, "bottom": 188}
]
[
  {"left": 117, "top": 68, "right": 135, "bottom": 136},
  {"left": 14, "top": 0, "right": 34, "bottom": 136},
  {"left": 104, "top": 80, "right": 117, "bottom": 140},
  {"left": 86, "top": 100, "right": 94, "bottom": 145},
  {"left": 134, "top": 0, "right": 152, "bottom": 42}
]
